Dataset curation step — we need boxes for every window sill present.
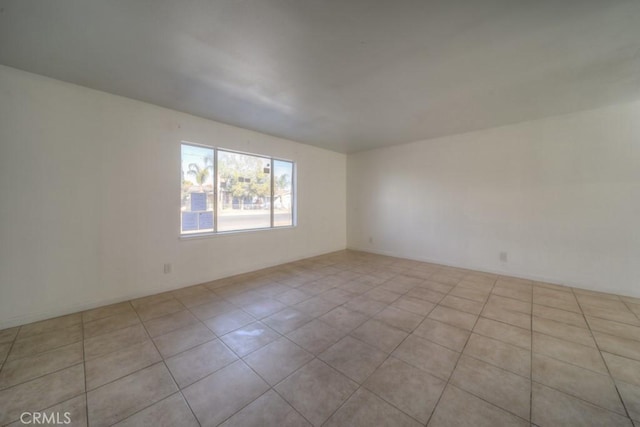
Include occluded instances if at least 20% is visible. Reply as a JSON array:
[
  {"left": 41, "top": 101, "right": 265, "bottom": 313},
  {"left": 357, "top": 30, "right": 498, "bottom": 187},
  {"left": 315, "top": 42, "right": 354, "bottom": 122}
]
[{"left": 179, "top": 225, "right": 296, "bottom": 240}]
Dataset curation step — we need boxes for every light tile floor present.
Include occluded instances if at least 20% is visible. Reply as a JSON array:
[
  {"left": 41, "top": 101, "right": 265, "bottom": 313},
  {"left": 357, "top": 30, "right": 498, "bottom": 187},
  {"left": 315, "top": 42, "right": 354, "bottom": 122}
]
[{"left": 1, "top": 250, "right": 639, "bottom": 426}]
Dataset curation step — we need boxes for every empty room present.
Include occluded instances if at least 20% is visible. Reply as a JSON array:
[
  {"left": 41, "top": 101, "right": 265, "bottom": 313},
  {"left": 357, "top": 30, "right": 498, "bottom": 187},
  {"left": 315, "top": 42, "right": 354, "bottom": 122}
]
[{"left": 0, "top": 1, "right": 639, "bottom": 426}]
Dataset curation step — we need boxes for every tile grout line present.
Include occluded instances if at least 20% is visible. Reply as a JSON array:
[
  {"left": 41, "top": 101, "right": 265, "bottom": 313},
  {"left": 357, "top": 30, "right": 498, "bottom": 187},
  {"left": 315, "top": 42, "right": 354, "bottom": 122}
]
[
  {"left": 530, "top": 282, "right": 534, "bottom": 425},
  {"left": 571, "top": 287, "right": 634, "bottom": 422},
  {"left": 182, "top": 290, "right": 315, "bottom": 427},
  {"left": 316, "top": 267, "right": 439, "bottom": 426},
  {"left": 81, "top": 311, "right": 89, "bottom": 427},
  {"left": 129, "top": 299, "right": 203, "bottom": 427},
  {"left": 424, "top": 273, "right": 502, "bottom": 426}
]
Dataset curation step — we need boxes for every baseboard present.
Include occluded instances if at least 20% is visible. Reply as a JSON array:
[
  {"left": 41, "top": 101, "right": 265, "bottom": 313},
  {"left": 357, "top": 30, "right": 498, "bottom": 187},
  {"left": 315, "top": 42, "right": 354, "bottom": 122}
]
[
  {"left": 0, "top": 245, "right": 348, "bottom": 330},
  {"left": 346, "top": 245, "right": 640, "bottom": 299}
]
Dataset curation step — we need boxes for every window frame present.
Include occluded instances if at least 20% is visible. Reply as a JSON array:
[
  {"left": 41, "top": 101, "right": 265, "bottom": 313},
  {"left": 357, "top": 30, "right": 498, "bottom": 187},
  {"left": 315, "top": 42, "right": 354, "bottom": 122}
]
[{"left": 180, "top": 141, "right": 296, "bottom": 238}]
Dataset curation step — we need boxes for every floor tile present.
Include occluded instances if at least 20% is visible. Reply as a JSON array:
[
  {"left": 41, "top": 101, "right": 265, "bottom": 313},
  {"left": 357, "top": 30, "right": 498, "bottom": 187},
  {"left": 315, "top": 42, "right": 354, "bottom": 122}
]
[
  {"left": 533, "top": 316, "right": 596, "bottom": 347},
  {"left": 0, "top": 364, "right": 85, "bottom": 425},
  {"left": 480, "top": 304, "right": 530, "bottom": 330},
  {"left": 174, "top": 289, "right": 221, "bottom": 309},
  {"left": 113, "top": 392, "right": 199, "bottom": 427},
  {"left": 429, "top": 384, "right": 528, "bottom": 427},
  {"left": 220, "top": 389, "right": 310, "bottom": 427},
  {"left": 587, "top": 317, "right": 640, "bottom": 342},
  {"left": 203, "top": 309, "right": 255, "bottom": 336},
  {"left": 275, "top": 359, "right": 358, "bottom": 426},
  {"left": 182, "top": 360, "right": 269, "bottom": 427},
  {"left": 287, "top": 319, "right": 346, "bottom": 355},
  {"left": 393, "top": 334, "right": 458, "bottom": 380},
  {"left": 532, "top": 304, "right": 588, "bottom": 328},
  {"left": 486, "top": 295, "right": 531, "bottom": 314},
  {"left": 343, "top": 296, "right": 387, "bottom": 316},
  {"left": 144, "top": 309, "right": 200, "bottom": 338},
  {"left": 320, "top": 288, "right": 356, "bottom": 305},
  {"left": 464, "top": 333, "right": 530, "bottom": 378},
  {"left": 227, "top": 291, "right": 267, "bottom": 306},
  {"left": 276, "top": 289, "right": 314, "bottom": 305},
  {"left": 405, "top": 287, "right": 446, "bottom": 304},
  {"left": 9, "top": 324, "right": 83, "bottom": 360},
  {"left": 83, "top": 310, "right": 140, "bottom": 338},
  {"left": 0, "top": 341, "right": 83, "bottom": 389},
  {"left": 325, "top": 388, "right": 421, "bottom": 427},
  {"left": 134, "top": 298, "right": 185, "bottom": 322},
  {"left": 429, "top": 306, "right": 478, "bottom": 331},
  {"left": 389, "top": 296, "right": 435, "bottom": 316},
  {"left": 602, "top": 352, "right": 640, "bottom": 387},
  {"left": 256, "top": 282, "right": 294, "bottom": 298},
  {"left": 533, "top": 332, "right": 607, "bottom": 374},
  {"left": 582, "top": 305, "right": 640, "bottom": 326},
  {"left": 351, "top": 319, "right": 408, "bottom": 353},
  {"left": 189, "top": 300, "right": 237, "bottom": 321},
  {"left": 439, "top": 295, "right": 484, "bottom": 315},
  {"left": 153, "top": 322, "right": 215, "bottom": 358},
  {"left": 473, "top": 317, "right": 531, "bottom": 350},
  {"left": 220, "top": 321, "right": 280, "bottom": 357},
  {"left": 448, "top": 286, "right": 488, "bottom": 303},
  {"left": 532, "top": 382, "right": 632, "bottom": 427},
  {"left": 532, "top": 288, "right": 581, "bottom": 313},
  {"left": 17, "top": 314, "right": 82, "bottom": 339},
  {"left": 85, "top": 339, "right": 161, "bottom": 390},
  {"left": 450, "top": 355, "right": 530, "bottom": 420},
  {"left": 617, "top": 381, "right": 640, "bottom": 422},
  {"left": 413, "top": 318, "right": 470, "bottom": 352},
  {"left": 430, "top": 273, "right": 461, "bottom": 287},
  {"left": 577, "top": 294, "right": 627, "bottom": 311},
  {"left": 491, "top": 286, "right": 532, "bottom": 303},
  {"left": 352, "top": 281, "right": 391, "bottom": 294},
  {"left": 242, "top": 298, "right": 287, "bottom": 319},
  {"left": 263, "top": 308, "right": 312, "bottom": 334},
  {"left": 594, "top": 332, "right": 640, "bottom": 361},
  {"left": 364, "top": 357, "right": 445, "bottom": 424},
  {"left": 532, "top": 353, "right": 625, "bottom": 414},
  {"left": 83, "top": 302, "right": 134, "bottom": 323},
  {"left": 294, "top": 297, "right": 340, "bottom": 318},
  {"left": 0, "top": 327, "right": 18, "bottom": 344},
  {"left": 83, "top": 323, "right": 148, "bottom": 360},
  {"left": 319, "top": 336, "right": 387, "bottom": 383},
  {"left": 87, "top": 363, "right": 177, "bottom": 427},
  {"left": 366, "top": 288, "right": 403, "bottom": 304},
  {"left": 319, "top": 306, "right": 368, "bottom": 333},
  {"left": 8, "top": 251, "right": 640, "bottom": 427},
  {"left": 374, "top": 306, "right": 423, "bottom": 332},
  {"left": 243, "top": 337, "right": 313, "bottom": 385},
  {"left": 166, "top": 338, "right": 238, "bottom": 388},
  {"left": 130, "top": 293, "right": 174, "bottom": 309},
  {"left": 0, "top": 342, "right": 10, "bottom": 362}
]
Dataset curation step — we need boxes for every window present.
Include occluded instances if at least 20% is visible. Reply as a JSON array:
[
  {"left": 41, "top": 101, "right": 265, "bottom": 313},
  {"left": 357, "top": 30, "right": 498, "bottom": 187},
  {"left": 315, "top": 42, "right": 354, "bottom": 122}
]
[{"left": 181, "top": 143, "right": 295, "bottom": 235}]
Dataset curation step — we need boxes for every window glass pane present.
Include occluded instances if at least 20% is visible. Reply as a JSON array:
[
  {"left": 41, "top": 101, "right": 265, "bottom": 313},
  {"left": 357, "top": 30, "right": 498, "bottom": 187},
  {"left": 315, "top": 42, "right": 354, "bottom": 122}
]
[
  {"left": 181, "top": 144, "right": 215, "bottom": 234},
  {"left": 273, "top": 160, "right": 293, "bottom": 227},
  {"left": 217, "top": 150, "right": 271, "bottom": 232}
]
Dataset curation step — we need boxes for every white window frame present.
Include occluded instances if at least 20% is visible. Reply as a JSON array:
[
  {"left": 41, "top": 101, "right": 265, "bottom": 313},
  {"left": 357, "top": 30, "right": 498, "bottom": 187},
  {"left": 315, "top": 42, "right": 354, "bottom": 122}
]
[{"left": 180, "top": 141, "right": 296, "bottom": 237}]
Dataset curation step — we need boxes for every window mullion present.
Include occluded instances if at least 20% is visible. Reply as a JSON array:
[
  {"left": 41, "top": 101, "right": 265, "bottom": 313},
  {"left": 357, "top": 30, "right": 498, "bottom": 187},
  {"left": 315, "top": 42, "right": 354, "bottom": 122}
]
[
  {"left": 214, "top": 148, "right": 218, "bottom": 232},
  {"left": 270, "top": 158, "right": 275, "bottom": 228}
]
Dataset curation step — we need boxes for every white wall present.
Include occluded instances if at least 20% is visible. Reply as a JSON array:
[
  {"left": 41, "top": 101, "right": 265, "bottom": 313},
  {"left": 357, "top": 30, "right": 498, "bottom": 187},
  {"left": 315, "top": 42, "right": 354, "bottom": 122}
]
[
  {"left": 0, "top": 65, "right": 347, "bottom": 329},
  {"left": 348, "top": 101, "right": 640, "bottom": 297}
]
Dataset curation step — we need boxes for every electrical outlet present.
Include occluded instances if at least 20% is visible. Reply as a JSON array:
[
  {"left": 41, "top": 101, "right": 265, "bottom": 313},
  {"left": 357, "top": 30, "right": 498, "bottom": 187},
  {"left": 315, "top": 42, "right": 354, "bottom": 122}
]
[
  {"left": 368, "top": 236, "right": 373, "bottom": 244},
  {"left": 163, "top": 263, "right": 172, "bottom": 274},
  {"left": 499, "top": 252, "right": 508, "bottom": 262}
]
